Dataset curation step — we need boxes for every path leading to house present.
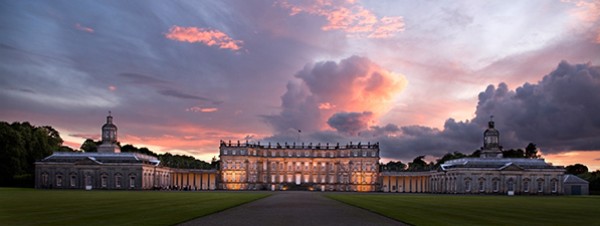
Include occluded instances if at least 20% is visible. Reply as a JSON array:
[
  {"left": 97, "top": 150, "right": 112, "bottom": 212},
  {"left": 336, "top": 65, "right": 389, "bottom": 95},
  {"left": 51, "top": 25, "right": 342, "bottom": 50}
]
[{"left": 179, "top": 191, "right": 407, "bottom": 226}]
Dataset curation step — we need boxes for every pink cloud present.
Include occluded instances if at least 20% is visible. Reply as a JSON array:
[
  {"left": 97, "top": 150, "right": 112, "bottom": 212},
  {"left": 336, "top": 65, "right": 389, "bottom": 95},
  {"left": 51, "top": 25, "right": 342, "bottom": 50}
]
[
  {"left": 186, "top": 106, "right": 218, "bottom": 113},
  {"left": 278, "top": 0, "right": 404, "bottom": 38},
  {"left": 74, "top": 23, "right": 94, "bottom": 33},
  {"left": 165, "top": 26, "right": 243, "bottom": 50},
  {"left": 563, "top": 0, "right": 600, "bottom": 43},
  {"left": 108, "top": 85, "right": 117, "bottom": 91}
]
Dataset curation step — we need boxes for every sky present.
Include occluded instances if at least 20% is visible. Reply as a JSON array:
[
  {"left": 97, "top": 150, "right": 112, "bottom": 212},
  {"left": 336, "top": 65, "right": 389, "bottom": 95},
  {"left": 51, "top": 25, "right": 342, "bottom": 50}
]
[{"left": 1, "top": 0, "right": 600, "bottom": 170}]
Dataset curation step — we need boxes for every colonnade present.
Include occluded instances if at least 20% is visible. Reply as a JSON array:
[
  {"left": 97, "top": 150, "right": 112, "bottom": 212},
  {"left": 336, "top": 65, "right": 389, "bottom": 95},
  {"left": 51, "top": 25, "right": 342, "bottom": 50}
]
[
  {"left": 171, "top": 171, "right": 217, "bottom": 190},
  {"left": 381, "top": 174, "right": 430, "bottom": 193}
]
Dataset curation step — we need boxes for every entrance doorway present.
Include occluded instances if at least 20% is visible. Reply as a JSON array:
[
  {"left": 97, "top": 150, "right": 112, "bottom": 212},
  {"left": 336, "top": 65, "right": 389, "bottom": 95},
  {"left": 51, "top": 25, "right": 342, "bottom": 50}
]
[{"left": 295, "top": 173, "right": 301, "bottom": 185}]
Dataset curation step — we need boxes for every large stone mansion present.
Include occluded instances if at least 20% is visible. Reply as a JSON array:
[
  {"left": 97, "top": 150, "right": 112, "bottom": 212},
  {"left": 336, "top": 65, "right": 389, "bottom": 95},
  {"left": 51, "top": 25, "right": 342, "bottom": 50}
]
[{"left": 35, "top": 113, "right": 588, "bottom": 195}]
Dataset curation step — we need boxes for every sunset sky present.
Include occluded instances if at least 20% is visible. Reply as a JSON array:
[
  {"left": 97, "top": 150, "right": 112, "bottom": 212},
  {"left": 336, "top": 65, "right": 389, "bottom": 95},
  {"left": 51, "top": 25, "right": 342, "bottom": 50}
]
[{"left": 1, "top": 0, "right": 599, "bottom": 170}]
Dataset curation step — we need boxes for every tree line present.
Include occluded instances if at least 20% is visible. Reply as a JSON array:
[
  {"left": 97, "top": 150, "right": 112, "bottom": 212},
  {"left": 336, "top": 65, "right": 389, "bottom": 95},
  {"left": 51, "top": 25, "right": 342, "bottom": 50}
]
[{"left": 0, "top": 122, "right": 64, "bottom": 186}]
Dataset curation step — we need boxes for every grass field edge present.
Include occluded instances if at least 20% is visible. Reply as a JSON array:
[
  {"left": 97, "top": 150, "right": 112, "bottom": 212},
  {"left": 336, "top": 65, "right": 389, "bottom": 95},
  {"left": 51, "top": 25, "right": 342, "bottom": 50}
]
[
  {"left": 324, "top": 194, "right": 414, "bottom": 226},
  {"left": 172, "top": 193, "right": 272, "bottom": 225}
]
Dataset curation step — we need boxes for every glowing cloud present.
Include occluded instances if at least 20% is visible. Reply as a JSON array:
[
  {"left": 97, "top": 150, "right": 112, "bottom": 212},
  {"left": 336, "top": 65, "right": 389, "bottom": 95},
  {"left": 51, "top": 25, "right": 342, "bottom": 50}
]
[
  {"left": 74, "top": 23, "right": 94, "bottom": 33},
  {"left": 165, "top": 26, "right": 243, "bottom": 50},
  {"left": 563, "top": 0, "right": 600, "bottom": 43},
  {"left": 278, "top": 0, "right": 404, "bottom": 38},
  {"left": 186, "top": 106, "right": 218, "bottom": 113},
  {"left": 264, "top": 55, "right": 407, "bottom": 134}
]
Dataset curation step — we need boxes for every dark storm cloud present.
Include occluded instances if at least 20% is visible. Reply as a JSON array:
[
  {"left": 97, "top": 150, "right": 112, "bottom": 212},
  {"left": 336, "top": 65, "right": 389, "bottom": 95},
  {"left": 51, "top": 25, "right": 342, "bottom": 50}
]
[
  {"left": 327, "top": 111, "right": 373, "bottom": 135},
  {"left": 263, "top": 55, "right": 405, "bottom": 137},
  {"left": 268, "top": 61, "right": 600, "bottom": 161}
]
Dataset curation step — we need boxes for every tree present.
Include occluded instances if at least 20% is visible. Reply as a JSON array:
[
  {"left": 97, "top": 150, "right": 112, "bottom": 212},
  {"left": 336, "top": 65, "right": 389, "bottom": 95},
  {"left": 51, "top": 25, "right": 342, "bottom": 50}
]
[
  {"left": 80, "top": 139, "right": 98, "bottom": 152},
  {"left": 435, "top": 152, "right": 466, "bottom": 167},
  {"left": 503, "top": 149, "right": 525, "bottom": 158},
  {"left": 525, "top": 143, "right": 540, "bottom": 159},
  {"left": 0, "top": 121, "right": 62, "bottom": 186},
  {"left": 566, "top": 164, "right": 589, "bottom": 175},
  {"left": 381, "top": 161, "right": 407, "bottom": 171},
  {"left": 407, "top": 156, "right": 429, "bottom": 171}
]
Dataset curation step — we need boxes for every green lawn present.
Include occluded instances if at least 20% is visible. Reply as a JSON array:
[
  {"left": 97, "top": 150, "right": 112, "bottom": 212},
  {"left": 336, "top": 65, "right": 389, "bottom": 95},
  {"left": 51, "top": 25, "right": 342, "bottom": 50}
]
[
  {"left": 0, "top": 188, "right": 268, "bottom": 226},
  {"left": 327, "top": 194, "right": 600, "bottom": 226}
]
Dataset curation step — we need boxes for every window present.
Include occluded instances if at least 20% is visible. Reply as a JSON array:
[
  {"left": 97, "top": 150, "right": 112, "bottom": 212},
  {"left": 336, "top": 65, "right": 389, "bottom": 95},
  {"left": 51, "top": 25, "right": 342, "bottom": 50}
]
[
  {"left": 492, "top": 180, "right": 499, "bottom": 192},
  {"left": 223, "top": 150, "right": 228, "bottom": 155},
  {"left": 115, "top": 174, "right": 122, "bottom": 188},
  {"left": 85, "top": 175, "right": 92, "bottom": 187},
  {"left": 537, "top": 179, "right": 544, "bottom": 192},
  {"left": 523, "top": 180, "right": 530, "bottom": 192},
  {"left": 507, "top": 179, "right": 514, "bottom": 192},
  {"left": 130, "top": 176, "right": 136, "bottom": 188},
  {"left": 551, "top": 180, "right": 558, "bottom": 193},
  {"left": 56, "top": 175, "right": 63, "bottom": 187},
  {"left": 41, "top": 173, "right": 49, "bottom": 186},
  {"left": 465, "top": 179, "right": 472, "bottom": 192},
  {"left": 232, "top": 150, "right": 236, "bottom": 155},
  {"left": 70, "top": 175, "right": 77, "bottom": 187},
  {"left": 478, "top": 179, "right": 485, "bottom": 192},
  {"left": 101, "top": 175, "right": 108, "bottom": 188}
]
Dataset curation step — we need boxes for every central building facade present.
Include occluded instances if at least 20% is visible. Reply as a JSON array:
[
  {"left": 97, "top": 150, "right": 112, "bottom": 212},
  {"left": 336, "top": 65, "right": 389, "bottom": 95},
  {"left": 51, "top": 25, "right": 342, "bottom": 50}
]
[{"left": 219, "top": 141, "right": 379, "bottom": 191}]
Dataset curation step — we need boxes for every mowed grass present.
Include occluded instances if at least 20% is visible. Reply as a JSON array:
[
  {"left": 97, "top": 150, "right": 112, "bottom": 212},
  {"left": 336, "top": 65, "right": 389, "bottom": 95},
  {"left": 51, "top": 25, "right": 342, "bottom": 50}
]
[
  {"left": 0, "top": 188, "right": 268, "bottom": 226},
  {"left": 327, "top": 194, "right": 600, "bottom": 226}
]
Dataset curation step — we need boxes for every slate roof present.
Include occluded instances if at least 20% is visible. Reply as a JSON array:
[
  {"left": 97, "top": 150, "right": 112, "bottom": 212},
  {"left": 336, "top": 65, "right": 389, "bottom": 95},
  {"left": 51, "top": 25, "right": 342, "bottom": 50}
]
[
  {"left": 563, "top": 174, "right": 589, "bottom": 184},
  {"left": 39, "top": 152, "right": 160, "bottom": 165},
  {"left": 440, "top": 157, "right": 562, "bottom": 171}
]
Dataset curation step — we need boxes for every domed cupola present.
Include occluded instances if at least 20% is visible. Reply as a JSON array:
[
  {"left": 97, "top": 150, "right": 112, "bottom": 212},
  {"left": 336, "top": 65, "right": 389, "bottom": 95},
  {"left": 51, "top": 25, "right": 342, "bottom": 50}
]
[
  {"left": 101, "top": 111, "right": 118, "bottom": 144},
  {"left": 98, "top": 111, "right": 120, "bottom": 153},
  {"left": 481, "top": 116, "right": 502, "bottom": 158},
  {"left": 483, "top": 118, "right": 499, "bottom": 149}
]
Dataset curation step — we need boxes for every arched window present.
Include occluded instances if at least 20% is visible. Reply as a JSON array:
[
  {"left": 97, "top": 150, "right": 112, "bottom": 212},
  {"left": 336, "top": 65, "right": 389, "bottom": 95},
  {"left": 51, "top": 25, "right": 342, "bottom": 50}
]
[
  {"left": 101, "top": 174, "right": 108, "bottom": 188},
  {"left": 537, "top": 179, "right": 544, "bottom": 193},
  {"left": 523, "top": 179, "right": 530, "bottom": 193},
  {"left": 115, "top": 173, "right": 122, "bottom": 188},
  {"left": 129, "top": 174, "right": 136, "bottom": 188},
  {"left": 492, "top": 178, "right": 499, "bottom": 192},
  {"left": 551, "top": 179, "right": 558, "bottom": 193},
  {"left": 478, "top": 178, "right": 486, "bottom": 192},
  {"left": 55, "top": 174, "right": 63, "bottom": 187},
  {"left": 41, "top": 172, "right": 49, "bottom": 186},
  {"left": 70, "top": 174, "right": 77, "bottom": 187},
  {"left": 465, "top": 179, "right": 472, "bottom": 192},
  {"left": 507, "top": 178, "right": 514, "bottom": 192}
]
